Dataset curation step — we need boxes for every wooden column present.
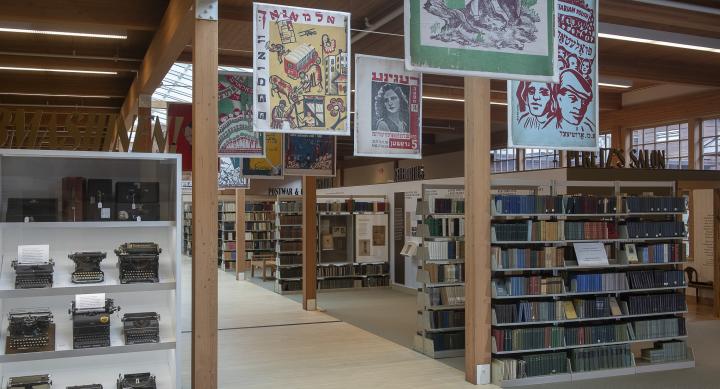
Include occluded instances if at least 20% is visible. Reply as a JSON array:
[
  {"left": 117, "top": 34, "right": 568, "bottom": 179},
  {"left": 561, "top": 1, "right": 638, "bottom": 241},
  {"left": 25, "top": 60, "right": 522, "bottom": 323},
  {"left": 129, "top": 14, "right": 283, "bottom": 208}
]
[
  {"left": 714, "top": 189, "right": 720, "bottom": 318},
  {"left": 132, "top": 94, "right": 153, "bottom": 152},
  {"left": 464, "top": 77, "right": 491, "bottom": 385},
  {"left": 689, "top": 118, "right": 701, "bottom": 170},
  {"left": 302, "top": 176, "right": 318, "bottom": 310},
  {"left": 191, "top": 10, "right": 218, "bottom": 389},
  {"left": 235, "top": 189, "right": 247, "bottom": 279}
]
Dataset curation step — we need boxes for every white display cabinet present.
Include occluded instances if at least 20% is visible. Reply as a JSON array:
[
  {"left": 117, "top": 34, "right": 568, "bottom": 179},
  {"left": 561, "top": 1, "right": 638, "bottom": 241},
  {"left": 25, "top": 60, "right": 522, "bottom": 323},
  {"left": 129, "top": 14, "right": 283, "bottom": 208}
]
[{"left": 0, "top": 149, "right": 181, "bottom": 388}]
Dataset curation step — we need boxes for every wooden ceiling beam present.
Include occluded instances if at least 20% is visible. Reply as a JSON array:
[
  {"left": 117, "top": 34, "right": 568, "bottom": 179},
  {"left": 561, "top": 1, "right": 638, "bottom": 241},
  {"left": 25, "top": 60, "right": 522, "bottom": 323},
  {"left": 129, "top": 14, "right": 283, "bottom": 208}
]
[
  {"left": 600, "top": 54, "right": 720, "bottom": 87},
  {"left": 0, "top": 72, "right": 132, "bottom": 96},
  {"left": 0, "top": 95, "right": 124, "bottom": 108},
  {"left": 0, "top": 54, "right": 140, "bottom": 73},
  {"left": 599, "top": 0, "right": 720, "bottom": 38}
]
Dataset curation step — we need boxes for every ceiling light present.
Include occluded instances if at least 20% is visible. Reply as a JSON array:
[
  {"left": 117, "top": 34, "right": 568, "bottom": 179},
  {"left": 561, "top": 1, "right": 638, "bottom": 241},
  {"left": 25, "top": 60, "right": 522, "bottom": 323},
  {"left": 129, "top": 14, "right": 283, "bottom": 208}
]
[
  {"left": 0, "top": 92, "right": 115, "bottom": 98},
  {"left": 598, "top": 31, "right": 720, "bottom": 54},
  {"left": 422, "top": 96, "right": 464, "bottom": 102},
  {"left": 0, "top": 66, "right": 117, "bottom": 75},
  {"left": 0, "top": 27, "right": 126, "bottom": 39},
  {"left": 598, "top": 82, "right": 632, "bottom": 89}
]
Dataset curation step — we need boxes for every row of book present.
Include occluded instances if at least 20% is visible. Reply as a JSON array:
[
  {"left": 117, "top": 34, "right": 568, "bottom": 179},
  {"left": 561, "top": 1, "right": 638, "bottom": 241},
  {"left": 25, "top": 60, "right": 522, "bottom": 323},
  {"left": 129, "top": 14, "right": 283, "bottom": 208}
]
[
  {"left": 627, "top": 293, "right": 686, "bottom": 315},
  {"left": 625, "top": 221, "right": 686, "bottom": 238},
  {"left": 491, "top": 246, "right": 565, "bottom": 269},
  {"left": 245, "top": 212, "right": 274, "bottom": 221},
  {"left": 317, "top": 264, "right": 354, "bottom": 277},
  {"left": 278, "top": 266, "right": 303, "bottom": 278},
  {"left": 244, "top": 231, "right": 273, "bottom": 240},
  {"left": 424, "top": 241, "right": 465, "bottom": 260},
  {"left": 530, "top": 220, "right": 562, "bottom": 241},
  {"left": 569, "top": 273, "right": 629, "bottom": 293},
  {"left": 625, "top": 196, "right": 687, "bottom": 213},
  {"left": 220, "top": 212, "right": 236, "bottom": 222},
  {"left": 245, "top": 222, "right": 274, "bottom": 231},
  {"left": 277, "top": 253, "right": 303, "bottom": 266},
  {"left": 423, "top": 217, "right": 465, "bottom": 237},
  {"left": 222, "top": 231, "right": 236, "bottom": 241},
  {"left": 627, "top": 270, "right": 685, "bottom": 289},
  {"left": 245, "top": 202, "right": 273, "bottom": 212},
  {"left": 565, "top": 323, "right": 630, "bottom": 346},
  {"left": 491, "top": 352, "right": 568, "bottom": 382},
  {"left": 493, "top": 326, "right": 565, "bottom": 352},
  {"left": 571, "top": 344, "right": 633, "bottom": 372},
  {"left": 495, "top": 301, "right": 564, "bottom": 324},
  {"left": 432, "top": 198, "right": 465, "bottom": 214},
  {"left": 641, "top": 340, "right": 689, "bottom": 363},
  {"left": 279, "top": 226, "right": 302, "bottom": 238},
  {"left": 427, "top": 285, "right": 465, "bottom": 306},
  {"left": 363, "top": 276, "right": 390, "bottom": 287},
  {"left": 278, "top": 279, "right": 302, "bottom": 291},
  {"left": 493, "top": 220, "right": 684, "bottom": 242},
  {"left": 428, "top": 310, "right": 465, "bottom": 329},
  {"left": 565, "top": 196, "right": 617, "bottom": 215},
  {"left": 316, "top": 200, "right": 387, "bottom": 213},
  {"left": 279, "top": 215, "right": 302, "bottom": 225},
  {"left": 564, "top": 221, "right": 616, "bottom": 240},
  {"left": 318, "top": 278, "right": 358, "bottom": 289},
  {"left": 493, "top": 195, "right": 564, "bottom": 215},
  {"left": 570, "top": 296, "right": 622, "bottom": 319},
  {"left": 495, "top": 276, "right": 564, "bottom": 296},
  {"left": 633, "top": 318, "right": 686, "bottom": 340},
  {"left": 491, "top": 195, "right": 686, "bottom": 215},
  {"left": 246, "top": 241, "right": 274, "bottom": 250},
  {"left": 219, "top": 202, "right": 236, "bottom": 212},
  {"left": 359, "top": 263, "right": 389, "bottom": 275},
  {"left": 424, "top": 263, "right": 464, "bottom": 283},
  {"left": 279, "top": 241, "right": 302, "bottom": 252},
  {"left": 278, "top": 201, "right": 302, "bottom": 213},
  {"left": 426, "top": 331, "right": 464, "bottom": 351},
  {"left": 221, "top": 242, "right": 236, "bottom": 251},
  {"left": 627, "top": 242, "right": 685, "bottom": 263},
  {"left": 315, "top": 263, "right": 389, "bottom": 277}
]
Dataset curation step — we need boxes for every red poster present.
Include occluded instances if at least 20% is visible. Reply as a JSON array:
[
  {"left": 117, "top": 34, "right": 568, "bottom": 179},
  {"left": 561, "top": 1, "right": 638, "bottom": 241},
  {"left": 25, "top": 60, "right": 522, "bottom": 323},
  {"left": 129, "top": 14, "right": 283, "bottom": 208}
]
[{"left": 167, "top": 103, "right": 193, "bottom": 172}]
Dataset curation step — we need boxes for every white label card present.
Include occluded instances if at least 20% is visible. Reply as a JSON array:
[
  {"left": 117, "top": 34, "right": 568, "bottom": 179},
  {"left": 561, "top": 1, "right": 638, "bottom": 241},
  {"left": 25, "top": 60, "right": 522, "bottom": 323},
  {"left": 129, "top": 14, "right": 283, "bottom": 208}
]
[
  {"left": 573, "top": 242, "right": 610, "bottom": 266},
  {"left": 18, "top": 244, "right": 50, "bottom": 264},
  {"left": 101, "top": 208, "right": 111, "bottom": 219},
  {"left": 76, "top": 293, "right": 105, "bottom": 309}
]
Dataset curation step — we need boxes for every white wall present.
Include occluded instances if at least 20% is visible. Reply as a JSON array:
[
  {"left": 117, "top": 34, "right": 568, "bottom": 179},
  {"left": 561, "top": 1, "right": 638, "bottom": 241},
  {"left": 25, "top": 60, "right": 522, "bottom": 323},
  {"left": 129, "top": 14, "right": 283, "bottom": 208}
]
[{"left": 690, "top": 189, "right": 714, "bottom": 299}]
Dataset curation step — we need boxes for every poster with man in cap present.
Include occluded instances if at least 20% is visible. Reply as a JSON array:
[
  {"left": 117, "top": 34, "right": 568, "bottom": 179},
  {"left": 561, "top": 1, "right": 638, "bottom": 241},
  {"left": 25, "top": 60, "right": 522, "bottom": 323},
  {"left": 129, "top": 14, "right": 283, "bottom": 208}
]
[{"left": 507, "top": 0, "right": 599, "bottom": 151}]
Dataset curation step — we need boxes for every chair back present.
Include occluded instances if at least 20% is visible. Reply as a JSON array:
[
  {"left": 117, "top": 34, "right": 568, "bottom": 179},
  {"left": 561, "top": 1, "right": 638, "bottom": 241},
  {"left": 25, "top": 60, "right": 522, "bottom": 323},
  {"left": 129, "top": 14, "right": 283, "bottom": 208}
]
[{"left": 685, "top": 266, "right": 698, "bottom": 283}]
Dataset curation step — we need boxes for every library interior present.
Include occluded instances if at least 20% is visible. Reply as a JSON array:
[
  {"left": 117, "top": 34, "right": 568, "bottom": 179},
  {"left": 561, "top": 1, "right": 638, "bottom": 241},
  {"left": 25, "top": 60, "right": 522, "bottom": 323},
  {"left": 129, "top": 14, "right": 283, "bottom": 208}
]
[{"left": 1, "top": 0, "right": 720, "bottom": 388}]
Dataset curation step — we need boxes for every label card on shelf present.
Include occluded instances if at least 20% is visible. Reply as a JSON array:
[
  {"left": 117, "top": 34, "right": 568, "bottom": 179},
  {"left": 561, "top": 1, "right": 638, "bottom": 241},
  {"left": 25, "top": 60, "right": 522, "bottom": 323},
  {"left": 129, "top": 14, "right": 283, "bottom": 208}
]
[
  {"left": 573, "top": 242, "right": 610, "bottom": 266},
  {"left": 17, "top": 244, "right": 50, "bottom": 263},
  {"left": 76, "top": 293, "right": 105, "bottom": 309},
  {"left": 101, "top": 208, "right": 111, "bottom": 219}
]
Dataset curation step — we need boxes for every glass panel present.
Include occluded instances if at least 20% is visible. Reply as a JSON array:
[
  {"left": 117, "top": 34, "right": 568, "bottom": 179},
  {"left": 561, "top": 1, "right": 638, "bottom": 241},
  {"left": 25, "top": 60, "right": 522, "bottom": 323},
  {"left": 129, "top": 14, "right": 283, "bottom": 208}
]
[
  {"left": 680, "top": 122, "right": 689, "bottom": 140},
  {"left": 703, "top": 155, "right": 716, "bottom": 170},
  {"left": 667, "top": 141, "right": 680, "bottom": 159},
  {"left": 644, "top": 127, "right": 655, "bottom": 144},
  {"left": 702, "top": 119, "right": 717, "bottom": 138},
  {"left": 632, "top": 130, "right": 642, "bottom": 145}
]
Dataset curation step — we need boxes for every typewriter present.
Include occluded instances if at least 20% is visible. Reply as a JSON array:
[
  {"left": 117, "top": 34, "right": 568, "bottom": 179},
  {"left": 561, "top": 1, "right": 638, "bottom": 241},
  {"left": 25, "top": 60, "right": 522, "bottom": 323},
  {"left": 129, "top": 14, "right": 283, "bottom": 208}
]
[
  {"left": 6, "top": 309, "right": 55, "bottom": 354},
  {"left": 122, "top": 312, "right": 160, "bottom": 345},
  {"left": 11, "top": 259, "right": 54, "bottom": 289},
  {"left": 6, "top": 374, "right": 52, "bottom": 389},
  {"left": 116, "top": 373, "right": 156, "bottom": 389},
  {"left": 67, "top": 385, "right": 103, "bottom": 389},
  {"left": 69, "top": 298, "right": 120, "bottom": 349},
  {"left": 68, "top": 252, "right": 106, "bottom": 284},
  {"left": 115, "top": 243, "right": 161, "bottom": 284}
]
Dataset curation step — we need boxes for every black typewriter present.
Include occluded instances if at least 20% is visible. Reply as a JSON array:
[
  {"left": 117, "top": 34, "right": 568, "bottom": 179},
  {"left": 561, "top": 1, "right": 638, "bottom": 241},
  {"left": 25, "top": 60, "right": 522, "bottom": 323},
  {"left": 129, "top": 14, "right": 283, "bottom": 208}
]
[
  {"left": 67, "top": 385, "right": 103, "bottom": 389},
  {"left": 115, "top": 243, "right": 161, "bottom": 284},
  {"left": 6, "top": 374, "right": 52, "bottom": 389},
  {"left": 69, "top": 298, "right": 120, "bottom": 349},
  {"left": 11, "top": 259, "right": 54, "bottom": 289},
  {"left": 122, "top": 312, "right": 160, "bottom": 345},
  {"left": 6, "top": 309, "right": 55, "bottom": 354},
  {"left": 68, "top": 252, "right": 106, "bottom": 284},
  {"left": 116, "top": 373, "right": 156, "bottom": 389}
]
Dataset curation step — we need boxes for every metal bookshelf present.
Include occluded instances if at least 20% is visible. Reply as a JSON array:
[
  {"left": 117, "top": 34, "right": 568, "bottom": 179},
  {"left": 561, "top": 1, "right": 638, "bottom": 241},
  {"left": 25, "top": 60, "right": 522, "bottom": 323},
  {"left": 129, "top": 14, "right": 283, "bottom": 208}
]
[
  {"left": 244, "top": 199, "right": 276, "bottom": 268},
  {"left": 218, "top": 200, "right": 237, "bottom": 271},
  {"left": 274, "top": 196, "right": 303, "bottom": 294},
  {"left": 182, "top": 201, "right": 192, "bottom": 255}
]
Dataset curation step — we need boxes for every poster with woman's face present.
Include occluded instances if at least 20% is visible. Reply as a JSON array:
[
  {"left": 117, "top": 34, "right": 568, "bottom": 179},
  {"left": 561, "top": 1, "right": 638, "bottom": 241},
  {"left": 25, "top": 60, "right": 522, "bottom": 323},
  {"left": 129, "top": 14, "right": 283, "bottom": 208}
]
[
  {"left": 354, "top": 55, "right": 422, "bottom": 159},
  {"left": 507, "top": 0, "right": 599, "bottom": 151}
]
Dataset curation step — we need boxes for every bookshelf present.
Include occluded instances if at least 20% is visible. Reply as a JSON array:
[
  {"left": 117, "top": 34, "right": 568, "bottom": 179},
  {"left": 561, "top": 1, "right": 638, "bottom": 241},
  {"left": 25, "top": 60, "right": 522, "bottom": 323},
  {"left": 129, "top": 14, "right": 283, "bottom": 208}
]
[
  {"left": 316, "top": 195, "right": 390, "bottom": 290},
  {"left": 489, "top": 182, "right": 694, "bottom": 387},
  {"left": 244, "top": 199, "right": 276, "bottom": 268},
  {"left": 275, "top": 196, "right": 303, "bottom": 294},
  {"left": 218, "top": 200, "right": 237, "bottom": 271},
  {"left": 183, "top": 201, "right": 192, "bottom": 256},
  {"left": 413, "top": 184, "right": 466, "bottom": 359}
]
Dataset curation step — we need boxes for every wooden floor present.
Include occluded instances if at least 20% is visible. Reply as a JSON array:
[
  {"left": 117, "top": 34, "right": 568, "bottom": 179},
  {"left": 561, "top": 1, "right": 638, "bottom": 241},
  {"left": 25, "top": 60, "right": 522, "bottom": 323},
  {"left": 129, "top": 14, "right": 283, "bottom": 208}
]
[{"left": 180, "top": 260, "right": 494, "bottom": 388}]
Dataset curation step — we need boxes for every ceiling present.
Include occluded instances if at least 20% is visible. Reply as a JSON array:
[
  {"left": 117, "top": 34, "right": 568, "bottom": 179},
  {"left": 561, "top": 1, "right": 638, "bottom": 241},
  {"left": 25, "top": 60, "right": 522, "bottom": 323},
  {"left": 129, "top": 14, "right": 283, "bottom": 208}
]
[{"left": 0, "top": 0, "right": 719, "bottom": 157}]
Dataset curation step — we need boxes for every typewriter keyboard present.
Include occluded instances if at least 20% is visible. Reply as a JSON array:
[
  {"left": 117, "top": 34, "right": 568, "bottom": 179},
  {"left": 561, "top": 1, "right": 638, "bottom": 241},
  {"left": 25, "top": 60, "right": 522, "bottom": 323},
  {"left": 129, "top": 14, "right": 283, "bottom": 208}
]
[
  {"left": 120, "top": 270, "right": 159, "bottom": 283},
  {"left": 73, "top": 333, "right": 110, "bottom": 349},
  {"left": 72, "top": 271, "right": 104, "bottom": 283},
  {"left": 8, "top": 336, "right": 49, "bottom": 351},
  {"left": 15, "top": 276, "right": 53, "bottom": 289},
  {"left": 125, "top": 331, "right": 160, "bottom": 345}
]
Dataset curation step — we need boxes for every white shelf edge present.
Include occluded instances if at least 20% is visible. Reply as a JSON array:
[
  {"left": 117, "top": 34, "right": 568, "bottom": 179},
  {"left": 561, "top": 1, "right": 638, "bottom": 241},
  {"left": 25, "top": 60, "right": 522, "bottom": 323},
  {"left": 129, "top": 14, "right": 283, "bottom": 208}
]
[
  {"left": 0, "top": 341, "right": 176, "bottom": 363},
  {"left": 0, "top": 281, "right": 177, "bottom": 299},
  {"left": 1, "top": 221, "right": 176, "bottom": 228}
]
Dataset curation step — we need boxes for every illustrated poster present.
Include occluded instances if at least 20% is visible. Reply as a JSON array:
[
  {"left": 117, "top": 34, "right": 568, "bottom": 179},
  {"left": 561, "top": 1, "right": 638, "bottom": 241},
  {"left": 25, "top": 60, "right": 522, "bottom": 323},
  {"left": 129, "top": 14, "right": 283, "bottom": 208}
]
[
  {"left": 167, "top": 103, "right": 192, "bottom": 172},
  {"left": 508, "top": 0, "right": 598, "bottom": 151},
  {"left": 355, "top": 214, "right": 389, "bottom": 262},
  {"left": 242, "top": 132, "right": 284, "bottom": 179},
  {"left": 253, "top": 3, "right": 351, "bottom": 135},
  {"left": 405, "top": 0, "right": 557, "bottom": 81},
  {"left": 218, "top": 157, "right": 250, "bottom": 189},
  {"left": 218, "top": 72, "right": 264, "bottom": 156},
  {"left": 354, "top": 55, "right": 422, "bottom": 159},
  {"left": 284, "top": 134, "right": 336, "bottom": 176}
]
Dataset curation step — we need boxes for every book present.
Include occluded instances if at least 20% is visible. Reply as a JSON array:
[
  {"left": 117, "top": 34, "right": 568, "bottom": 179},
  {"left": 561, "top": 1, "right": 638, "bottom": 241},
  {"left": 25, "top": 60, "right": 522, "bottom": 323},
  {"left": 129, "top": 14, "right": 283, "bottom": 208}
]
[{"left": 564, "top": 301, "right": 578, "bottom": 320}]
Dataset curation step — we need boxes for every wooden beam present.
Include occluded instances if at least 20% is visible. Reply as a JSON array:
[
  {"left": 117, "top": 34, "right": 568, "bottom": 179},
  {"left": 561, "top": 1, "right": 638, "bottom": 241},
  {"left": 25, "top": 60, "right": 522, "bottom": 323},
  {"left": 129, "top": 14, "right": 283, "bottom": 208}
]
[
  {"left": 191, "top": 13, "right": 218, "bottom": 389},
  {"left": 236, "top": 188, "right": 247, "bottom": 279},
  {"left": 303, "top": 176, "right": 318, "bottom": 311},
  {"left": 0, "top": 72, "right": 132, "bottom": 97},
  {"left": 600, "top": 90, "right": 720, "bottom": 129},
  {"left": 0, "top": 54, "right": 139, "bottom": 73},
  {"left": 715, "top": 189, "right": 720, "bottom": 318},
  {"left": 600, "top": 55, "right": 720, "bottom": 87},
  {"left": 600, "top": 0, "right": 720, "bottom": 38}
]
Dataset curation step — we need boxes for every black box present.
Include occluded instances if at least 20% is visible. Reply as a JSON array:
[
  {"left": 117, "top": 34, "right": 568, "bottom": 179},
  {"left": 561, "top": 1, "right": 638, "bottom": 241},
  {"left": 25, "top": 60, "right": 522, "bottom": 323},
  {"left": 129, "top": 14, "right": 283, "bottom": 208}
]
[
  {"left": 6, "top": 198, "right": 58, "bottom": 222},
  {"left": 115, "top": 182, "right": 160, "bottom": 204},
  {"left": 116, "top": 203, "right": 160, "bottom": 222},
  {"left": 86, "top": 179, "right": 114, "bottom": 221}
]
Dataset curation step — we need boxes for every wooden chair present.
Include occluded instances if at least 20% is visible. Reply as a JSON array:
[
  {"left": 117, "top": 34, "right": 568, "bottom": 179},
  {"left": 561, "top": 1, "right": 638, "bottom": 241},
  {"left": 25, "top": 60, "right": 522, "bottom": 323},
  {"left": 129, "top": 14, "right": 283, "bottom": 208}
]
[
  {"left": 685, "top": 266, "right": 713, "bottom": 304},
  {"left": 250, "top": 253, "right": 277, "bottom": 281}
]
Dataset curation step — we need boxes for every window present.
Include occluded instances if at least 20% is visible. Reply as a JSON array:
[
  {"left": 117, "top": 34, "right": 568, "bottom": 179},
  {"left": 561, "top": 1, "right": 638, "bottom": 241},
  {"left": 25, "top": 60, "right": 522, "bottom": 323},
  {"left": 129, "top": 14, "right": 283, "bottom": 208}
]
[
  {"left": 525, "top": 148, "right": 560, "bottom": 170},
  {"left": 598, "top": 133, "right": 612, "bottom": 149},
  {"left": 701, "top": 118, "right": 720, "bottom": 170},
  {"left": 631, "top": 123, "right": 689, "bottom": 169},
  {"left": 490, "top": 148, "right": 517, "bottom": 173}
]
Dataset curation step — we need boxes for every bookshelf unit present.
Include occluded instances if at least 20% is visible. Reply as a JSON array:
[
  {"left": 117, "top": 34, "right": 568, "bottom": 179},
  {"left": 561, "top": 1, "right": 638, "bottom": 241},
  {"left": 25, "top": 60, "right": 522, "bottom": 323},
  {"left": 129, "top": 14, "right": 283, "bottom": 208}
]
[
  {"left": 183, "top": 201, "right": 192, "bottom": 256},
  {"left": 413, "top": 184, "right": 466, "bottom": 359},
  {"left": 489, "top": 181, "right": 694, "bottom": 387},
  {"left": 244, "top": 199, "right": 276, "bottom": 270},
  {"left": 316, "top": 195, "right": 390, "bottom": 290},
  {"left": 218, "top": 200, "right": 237, "bottom": 271},
  {"left": 275, "top": 196, "right": 303, "bottom": 294}
]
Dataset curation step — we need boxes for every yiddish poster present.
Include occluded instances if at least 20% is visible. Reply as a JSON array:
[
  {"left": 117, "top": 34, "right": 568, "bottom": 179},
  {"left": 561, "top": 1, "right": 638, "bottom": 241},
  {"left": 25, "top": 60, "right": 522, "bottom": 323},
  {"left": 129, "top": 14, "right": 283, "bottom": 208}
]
[
  {"left": 218, "top": 157, "right": 250, "bottom": 189},
  {"left": 405, "top": 0, "right": 557, "bottom": 81},
  {"left": 167, "top": 103, "right": 192, "bottom": 172},
  {"left": 284, "top": 134, "right": 336, "bottom": 176},
  {"left": 253, "top": 3, "right": 351, "bottom": 135},
  {"left": 218, "top": 72, "right": 264, "bottom": 156},
  {"left": 354, "top": 55, "right": 422, "bottom": 159},
  {"left": 242, "top": 132, "right": 284, "bottom": 179},
  {"left": 508, "top": 0, "right": 598, "bottom": 151}
]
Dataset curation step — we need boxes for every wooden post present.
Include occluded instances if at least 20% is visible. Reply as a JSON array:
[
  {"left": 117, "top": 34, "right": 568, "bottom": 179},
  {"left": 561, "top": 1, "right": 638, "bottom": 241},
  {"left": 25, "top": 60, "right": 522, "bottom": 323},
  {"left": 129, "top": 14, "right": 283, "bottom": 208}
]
[
  {"left": 236, "top": 188, "right": 247, "bottom": 279},
  {"left": 464, "top": 77, "right": 491, "bottom": 385},
  {"left": 132, "top": 94, "right": 153, "bottom": 152},
  {"left": 714, "top": 189, "right": 720, "bottom": 318},
  {"left": 689, "top": 118, "right": 701, "bottom": 170},
  {"left": 302, "top": 176, "right": 318, "bottom": 310},
  {"left": 191, "top": 8, "right": 218, "bottom": 389}
]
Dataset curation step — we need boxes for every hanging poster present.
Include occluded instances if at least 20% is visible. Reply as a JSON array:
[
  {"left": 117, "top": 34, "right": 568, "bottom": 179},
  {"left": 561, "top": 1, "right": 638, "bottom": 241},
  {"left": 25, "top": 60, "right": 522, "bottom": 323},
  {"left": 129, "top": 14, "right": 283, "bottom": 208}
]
[
  {"left": 218, "top": 157, "right": 250, "bottom": 189},
  {"left": 242, "top": 132, "right": 284, "bottom": 179},
  {"left": 354, "top": 55, "right": 422, "bottom": 159},
  {"left": 283, "top": 134, "right": 336, "bottom": 176},
  {"left": 507, "top": 0, "right": 598, "bottom": 151},
  {"left": 253, "top": 3, "right": 351, "bottom": 135},
  {"left": 404, "top": 0, "right": 557, "bottom": 81},
  {"left": 218, "top": 72, "right": 264, "bottom": 156},
  {"left": 167, "top": 103, "right": 193, "bottom": 172},
  {"left": 355, "top": 214, "right": 389, "bottom": 263}
]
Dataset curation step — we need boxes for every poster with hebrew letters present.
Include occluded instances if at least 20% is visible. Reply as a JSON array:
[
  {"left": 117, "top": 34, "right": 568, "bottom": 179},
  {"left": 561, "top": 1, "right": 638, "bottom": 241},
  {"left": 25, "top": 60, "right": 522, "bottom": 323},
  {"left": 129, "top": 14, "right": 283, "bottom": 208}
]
[
  {"left": 354, "top": 55, "right": 422, "bottom": 159},
  {"left": 253, "top": 3, "right": 351, "bottom": 135},
  {"left": 405, "top": 0, "right": 557, "bottom": 81},
  {"left": 218, "top": 72, "right": 264, "bottom": 157},
  {"left": 242, "top": 133, "right": 284, "bottom": 179},
  {"left": 508, "top": 0, "right": 598, "bottom": 151}
]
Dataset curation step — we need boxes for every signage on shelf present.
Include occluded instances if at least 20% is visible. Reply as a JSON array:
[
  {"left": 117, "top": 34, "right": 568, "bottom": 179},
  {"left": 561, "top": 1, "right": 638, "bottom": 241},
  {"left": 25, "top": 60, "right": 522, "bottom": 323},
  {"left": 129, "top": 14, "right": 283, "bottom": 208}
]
[
  {"left": 268, "top": 187, "right": 303, "bottom": 196},
  {"left": 394, "top": 165, "right": 425, "bottom": 182},
  {"left": 567, "top": 148, "right": 668, "bottom": 169}
]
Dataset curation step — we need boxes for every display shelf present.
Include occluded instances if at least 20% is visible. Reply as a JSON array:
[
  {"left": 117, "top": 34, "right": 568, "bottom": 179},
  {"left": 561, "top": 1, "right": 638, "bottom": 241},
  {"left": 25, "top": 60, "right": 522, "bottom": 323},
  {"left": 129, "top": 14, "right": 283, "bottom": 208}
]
[
  {"left": 492, "top": 310, "right": 689, "bottom": 327},
  {"left": 492, "top": 336, "right": 688, "bottom": 355},
  {"left": 492, "top": 261, "right": 687, "bottom": 272},
  {"left": 274, "top": 196, "right": 303, "bottom": 294},
  {"left": 491, "top": 285, "right": 687, "bottom": 299},
  {"left": 243, "top": 200, "right": 276, "bottom": 262}
]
